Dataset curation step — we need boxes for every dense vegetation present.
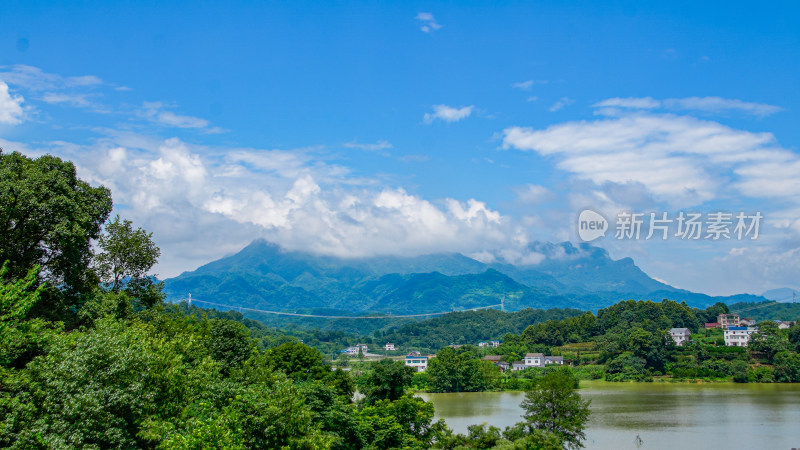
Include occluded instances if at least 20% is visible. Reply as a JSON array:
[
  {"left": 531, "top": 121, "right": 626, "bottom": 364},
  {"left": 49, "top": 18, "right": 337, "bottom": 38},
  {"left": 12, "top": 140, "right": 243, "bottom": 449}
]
[
  {"left": 412, "top": 299, "right": 800, "bottom": 388},
  {"left": 1, "top": 150, "right": 594, "bottom": 449}
]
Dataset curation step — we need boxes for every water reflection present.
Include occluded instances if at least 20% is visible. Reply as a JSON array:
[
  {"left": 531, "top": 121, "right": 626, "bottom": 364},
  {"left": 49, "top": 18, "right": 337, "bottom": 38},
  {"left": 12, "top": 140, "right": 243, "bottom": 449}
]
[{"left": 420, "top": 381, "right": 800, "bottom": 449}]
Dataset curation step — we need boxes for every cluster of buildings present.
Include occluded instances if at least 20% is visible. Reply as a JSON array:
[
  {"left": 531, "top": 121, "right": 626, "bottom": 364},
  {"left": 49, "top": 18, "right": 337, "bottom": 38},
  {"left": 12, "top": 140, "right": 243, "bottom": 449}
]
[
  {"left": 672, "top": 313, "right": 796, "bottom": 348},
  {"left": 482, "top": 353, "right": 564, "bottom": 372},
  {"left": 341, "top": 343, "right": 371, "bottom": 356}
]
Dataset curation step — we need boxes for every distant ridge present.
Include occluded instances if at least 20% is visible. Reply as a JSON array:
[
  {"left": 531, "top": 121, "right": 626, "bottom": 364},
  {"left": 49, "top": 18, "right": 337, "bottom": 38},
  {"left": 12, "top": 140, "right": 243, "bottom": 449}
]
[{"left": 163, "top": 239, "right": 769, "bottom": 315}]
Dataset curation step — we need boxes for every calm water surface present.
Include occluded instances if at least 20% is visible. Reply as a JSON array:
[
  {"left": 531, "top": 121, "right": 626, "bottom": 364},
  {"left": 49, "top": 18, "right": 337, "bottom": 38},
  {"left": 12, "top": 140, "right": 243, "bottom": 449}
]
[{"left": 420, "top": 381, "right": 800, "bottom": 449}]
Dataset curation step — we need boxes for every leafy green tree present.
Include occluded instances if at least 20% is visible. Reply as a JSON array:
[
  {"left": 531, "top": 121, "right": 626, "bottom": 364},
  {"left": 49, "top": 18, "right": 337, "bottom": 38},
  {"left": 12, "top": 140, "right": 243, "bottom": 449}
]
[
  {"left": 357, "top": 394, "right": 449, "bottom": 449},
  {"left": 788, "top": 324, "right": 800, "bottom": 352},
  {"left": 95, "top": 215, "right": 160, "bottom": 292},
  {"left": 427, "top": 346, "right": 496, "bottom": 392},
  {"left": 264, "top": 341, "right": 330, "bottom": 382},
  {"left": 517, "top": 368, "right": 591, "bottom": 449},
  {"left": 605, "top": 352, "right": 650, "bottom": 382},
  {"left": 209, "top": 319, "right": 254, "bottom": 374},
  {"left": 749, "top": 321, "right": 790, "bottom": 363},
  {"left": 362, "top": 359, "right": 414, "bottom": 404},
  {"left": 773, "top": 351, "right": 800, "bottom": 382},
  {"left": 0, "top": 264, "right": 57, "bottom": 368},
  {"left": 0, "top": 150, "right": 112, "bottom": 319},
  {"left": 0, "top": 318, "right": 217, "bottom": 448},
  {"left": 730, "top": 360, "right": 750, "bottom": 383}
]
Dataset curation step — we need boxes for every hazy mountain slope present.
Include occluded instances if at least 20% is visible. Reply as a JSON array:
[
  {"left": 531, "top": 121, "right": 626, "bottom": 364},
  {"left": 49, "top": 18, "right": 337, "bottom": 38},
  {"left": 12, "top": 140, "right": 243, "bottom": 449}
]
[{"left": 163, "top": 239, "right": 769, "bottom": 314}]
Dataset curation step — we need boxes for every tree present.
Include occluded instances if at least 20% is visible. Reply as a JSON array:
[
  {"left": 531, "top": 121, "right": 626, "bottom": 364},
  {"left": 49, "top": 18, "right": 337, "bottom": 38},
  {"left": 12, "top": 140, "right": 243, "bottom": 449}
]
[
  {"left": 773, "top": 351, "right": 800, "bottom": 383},
  {"left": 749, "top": 321, "right": 790, "bottom": 363},
  {"left": 264, "top": 341, "right": 330, "bottom": 382},
  {"left": 0, "top": 264, "right": 57, "bottom": 368},
  {"left": 788, "top": 324, "right": 800, "bottom": 352},
  {"left": 362, "top": 359, "right": 414, "bottom": 404},
  {"left": 208, "top": 319, "right": 254, "bottom": 374},
  {"left": 95, "top": 215, "right": 160, "bottom": 292},
  {"left": 0, "top": 150, "right": 112, "bottom": 317},
  {"left": 518, "top": 367, "right": 591, "bottom": 449}
]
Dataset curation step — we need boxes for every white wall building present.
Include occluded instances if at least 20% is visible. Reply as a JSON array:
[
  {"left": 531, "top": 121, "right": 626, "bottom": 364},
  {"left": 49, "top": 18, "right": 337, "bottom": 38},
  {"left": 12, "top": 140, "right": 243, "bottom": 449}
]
[
  {"left": 384, "top": 343, "right": 395, "bottom": 351},
  {"left": 669, "top": 328, "right": 691, "bottom": 346},
  {"left": 405, "top": 354, "right": 428, "bottom": 372},
  {"left": 524, "top": 353, "right": 544, "bottom": 368},
  {"left": 724, "top": 327, "right": 758, "bottom": 347}
]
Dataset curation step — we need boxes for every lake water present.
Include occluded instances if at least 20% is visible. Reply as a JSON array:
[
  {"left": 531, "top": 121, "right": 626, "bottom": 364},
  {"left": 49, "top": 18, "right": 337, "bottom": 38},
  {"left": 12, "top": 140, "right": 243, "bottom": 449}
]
[{"left": 420, "top": 381, "right": 800, "bottom": 449}]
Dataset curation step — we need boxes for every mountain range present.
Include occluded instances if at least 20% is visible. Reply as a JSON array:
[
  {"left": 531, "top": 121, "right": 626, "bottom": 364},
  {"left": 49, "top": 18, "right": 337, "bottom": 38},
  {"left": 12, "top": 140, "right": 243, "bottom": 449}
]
[{"left": 163, "top": 239, "right": 768, "bottom": 315}]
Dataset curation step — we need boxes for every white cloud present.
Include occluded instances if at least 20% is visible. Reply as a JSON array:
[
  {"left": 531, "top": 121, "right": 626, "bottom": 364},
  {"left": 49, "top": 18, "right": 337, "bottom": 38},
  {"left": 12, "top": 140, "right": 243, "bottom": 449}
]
[
  {"left": 515, "top": 184, "right": 554, "bottom": 204},
  {"left": 343, "top": 140, "right": 393, "bottom": 151},
  {"left": 512, "top": 80, "right": 549, "bottom": 90},
  {"left": 593, "top": 97, "right": 661, "bottom": 109},
  {"left": 593, "top": 96, "right": 782, "bottom": 117},
  {"left": 503, "top": 112, "right": 798, "bottom": 207},
  {"left": 0, "top": 65, "right": 103, "bottom": 91},
  {"left": 65, "top": 75, "right": 103, "bottom": 87},
  {"left": 424, "top": 104, "right": 474, "bottom": 123},
  {"left": 41, "top": 135, "right": 525, "bottom": 276},
  {"left": 0, "top": 82, "right": 24, "bottom": 125},
  {"left": 137, "top": 101, "right": 216, "bottom": 131},
  {"left": 416, "top": 12, "right": 442, "bottom": 33},
  {"left": 549, "top": 97, "right": 574, "bottom": 112},
  {"left": 41, "top": 92, "right": 93, "bottom": 107}
]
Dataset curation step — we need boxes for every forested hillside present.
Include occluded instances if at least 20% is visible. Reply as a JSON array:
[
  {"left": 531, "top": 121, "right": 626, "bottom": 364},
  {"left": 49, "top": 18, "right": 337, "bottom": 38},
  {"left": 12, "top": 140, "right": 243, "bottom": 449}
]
[{"left": 164, "top": 239, "right": 769, "bottom": 318}]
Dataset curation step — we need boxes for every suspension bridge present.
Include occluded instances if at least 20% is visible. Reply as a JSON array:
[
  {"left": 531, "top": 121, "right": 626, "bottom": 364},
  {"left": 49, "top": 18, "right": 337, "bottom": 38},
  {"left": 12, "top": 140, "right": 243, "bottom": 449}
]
[{"left": 178, "top": 295, "right": 505, "bottom": 319}]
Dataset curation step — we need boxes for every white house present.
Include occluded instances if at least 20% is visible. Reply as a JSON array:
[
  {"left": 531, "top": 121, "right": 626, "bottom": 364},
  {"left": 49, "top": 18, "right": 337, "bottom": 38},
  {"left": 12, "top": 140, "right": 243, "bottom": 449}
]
[
  {"left": 524, "top": 353, "right": 544, "bottom": 368},
  {"left": 384, "top": 343, "right": 395, "bottom": 351},
  {"left": 405, "top": 354, "right": 428, "bottom": 372},
  {"left": 478, "top": 342, "right": 489, "bottom": 348},
  {"left": 545, "top": 356, "right": 564, "bottom": 365},
  {"left": 511, "top": 361, "right": 527, "bottom": 371},
  {"left": 724, "top": 327, "right": 758, "bottom": 347},
  {"left": 669, "top": 328, "right": 691, "bottom": 346},
  {"left": 490, "top": 340, "right": 501, "bottom": 348}
]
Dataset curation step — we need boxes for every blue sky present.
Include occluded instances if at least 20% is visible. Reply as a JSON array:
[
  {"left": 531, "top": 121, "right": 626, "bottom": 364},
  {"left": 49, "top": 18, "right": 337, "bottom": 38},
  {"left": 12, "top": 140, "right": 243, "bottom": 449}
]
[{"left": 1, "top": 1, "right": 799, "bottom": 296}]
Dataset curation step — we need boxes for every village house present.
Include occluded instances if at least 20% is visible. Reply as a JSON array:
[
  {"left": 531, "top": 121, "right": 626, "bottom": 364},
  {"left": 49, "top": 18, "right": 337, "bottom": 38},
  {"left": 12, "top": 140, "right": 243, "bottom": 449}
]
[
  {"left": 478, "top": 342, "right": 489, "bottom": 348},
  {"left": 524, "top": 353, "right": 544, "bottom": 368},
  {"left": 717, "top": 313, "right": 740, "bottom": 329},
  {"left": 342, "top": 343, "right": 371, "bottom": 356},
  {"left": 511, "top": 353, "right": 563, "bottom": 370},
  {"left": 724, "top": 327, "right": 758, "bottom": 346},
  {"left": 405, "top": 354, "right": 429, "bottom": 372},
  {"left": 740, "top": 318, "right": 757, "bottom": 326},
  {"left": 774, "top": 320, "right": 794, "bottom": 330},
  {"left": 383, "top": 343, "right": 395, "bottom": 351},
  {"left": 669, "top": 328, "right": 691, "bottom": 346},
  {"left": 705, "top": 322, "right": 719, "bottom": 329},
  {"left": 545, "top": 356, "right": 564, "bottom": 365},
  {"left": 491, "top": 340, "right": 501, "bottom": 348}
]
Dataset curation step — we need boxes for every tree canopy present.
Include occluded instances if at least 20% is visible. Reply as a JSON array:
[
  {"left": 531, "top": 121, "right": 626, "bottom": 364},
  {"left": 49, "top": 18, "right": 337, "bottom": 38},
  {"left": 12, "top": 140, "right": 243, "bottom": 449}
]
[{"left": 0, "top": 150, "right": 112, "bottom": 318}]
